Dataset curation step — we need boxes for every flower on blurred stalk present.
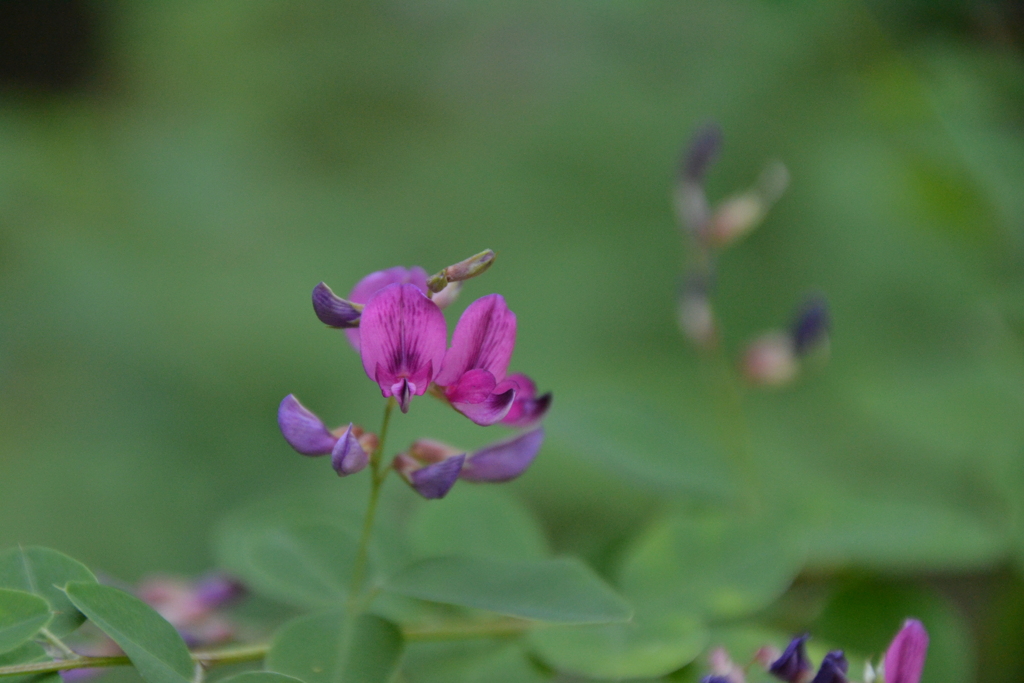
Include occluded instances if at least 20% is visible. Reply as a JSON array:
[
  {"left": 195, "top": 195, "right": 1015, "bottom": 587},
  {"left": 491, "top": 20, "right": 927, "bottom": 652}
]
[
  {"left": 393, "top": 428, "right": 544, "bottom": 499},
  {"left": 742, "top": 295, "right": 830, "bottom": 388},
  {"left": 767, "top": 634, "right": 812, "bottom": 683},
  {"left": 277, "top": 395, "right": 375, "bottom": 475},
  {"left": 882, "top": 619, "right": 928, "bottom": 683},
  {"left": 809, "top": 651, "right": 848, "bottom": 683}
]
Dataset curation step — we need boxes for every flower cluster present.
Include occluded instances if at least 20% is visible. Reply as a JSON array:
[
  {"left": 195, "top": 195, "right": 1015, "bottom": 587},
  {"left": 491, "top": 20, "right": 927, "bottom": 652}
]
[
  {"left": 278, "top": 251, "right": 551, "bottom": 499},
  {"left": 700, "top": 619, "right": 928, "bottom": 683},
  {"left": 674, "top": 125, "right": 829, "bottom": 387}
]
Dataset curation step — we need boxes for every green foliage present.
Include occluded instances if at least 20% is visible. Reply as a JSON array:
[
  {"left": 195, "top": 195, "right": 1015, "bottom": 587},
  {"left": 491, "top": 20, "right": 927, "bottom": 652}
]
[
  {"left": 384, "top": 557, "right": 631, "bottom": 624},
  {"left": 0, "top": 590, "right": 51, "bottom": 656},
  {"left": 0, "top": 643, "right": 60, "bottom": 683},
  {"left": 217, "top": 522, "right": 359, "bottom": 609},
  {"left": 266, "top": 611, "right": 403, "bottom": 683},
  {"left": 0, "top": 548, "right": 96, "bottom": 637},
  {"left": 64, "top": 582, "right": 194, "bottom": 683},
  {"left": 217, "top": 673, "right": 304, "bottom": 683},
  {"left": 403, "top": 641, "right": 549, "bottom": 683}
]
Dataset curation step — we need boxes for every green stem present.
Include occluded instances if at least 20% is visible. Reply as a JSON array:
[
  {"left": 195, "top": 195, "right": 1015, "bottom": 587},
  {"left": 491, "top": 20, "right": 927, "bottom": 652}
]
[
  {"left": 347, "top": 398, "right": 396, "bottom": 612},
  {"left": 39, "top": 628, "right": 76, "bottom": 659}
]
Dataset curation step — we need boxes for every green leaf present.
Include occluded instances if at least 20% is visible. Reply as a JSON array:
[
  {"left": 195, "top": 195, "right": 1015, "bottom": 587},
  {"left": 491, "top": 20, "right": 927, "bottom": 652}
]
[
  {"left": 0, "top": 642, "right": 61, "bottom": 683},
  {"left": 0, "top": 589, "right": 51, "bottom": 655},
  {"left": 64, "top": 581, "right": 194, "bottom": 683},
  {"left": 403, "top": 641, "right": 550, "bottom": 683},
  {"left": 217, "top": 522, "right": 359, "bottom": 609},
  {"left": 266, "top": 610, "right": 404, "bottom": 683},
  {"left": 384, "top": 557, "right": 631, "bottom": 624},
  {"left": 619, "top": 510, "right": 804, "bottom": 621},
  {"left": 527, "top": 605, "right": 706, "bottom": 679},
  {"left": 217, "top": 673, "right": 305, "bottom": 683},
  {"left": 407, "top": 487, "right": 548, "bottom": 561},
  {"left": 0, "top": 547, "right": 97, "bottom": 636}
]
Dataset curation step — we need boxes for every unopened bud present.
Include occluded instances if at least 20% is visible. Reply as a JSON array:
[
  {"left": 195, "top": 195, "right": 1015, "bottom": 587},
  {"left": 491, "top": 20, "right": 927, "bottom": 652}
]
[
  {"left": 428, "top": 250, "right": 496, "bottom": 293},
  {"left": 312, "top": 282, "right": 363, "bottom": 328},
  {"left": 431, "top": 281, "right": 462, "bottom": 309},
  {"left": 742, "top": 331, "right": 798, "bottom": 387},
  {"left": 678, "top": 273, "right": 716, "bottom": 347},
  {"left": 791, "top": 295, "right": 829, "bottom": 357},
  {"left": 680, "top": 124, "right": 723, "bottom": 184}
]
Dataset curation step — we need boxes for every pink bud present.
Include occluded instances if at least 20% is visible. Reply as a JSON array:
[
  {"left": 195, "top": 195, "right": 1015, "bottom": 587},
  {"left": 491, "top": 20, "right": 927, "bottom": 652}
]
[
  {"left": 742, "top": 332, "right": 798, "bottom": 387},
  {"left": 884, "top": 619, "right": 928, "bottom": 683}
]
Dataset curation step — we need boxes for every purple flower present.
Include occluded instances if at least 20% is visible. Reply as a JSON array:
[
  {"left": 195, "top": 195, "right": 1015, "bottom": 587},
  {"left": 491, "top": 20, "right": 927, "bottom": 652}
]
[
  {"left": 498, "top": 374, "right": 552, "bottom": 428},
  {"left": 340, "top": 266, "right": 430, "bottom": 349},
  {"left": 393, "top": 429, "right": 544, "bottom": 498},
  {"left": 277, "top": 395, "right": 371, "bottom": 475},
  {"left": 459, "top": 428, "right": 544, "bottom": 482},
  {"left": 769, "top": 635, "right": 812, "bottom": 683},
  {"left": 311, "top": 282, "right": 363, "bottom": 329},
  {"left": 884, "top": 619, "right": 928, "bottom": 683},
  {"left": 358, "top": 283, "right": 448, "bottom": 413},
  {"left": 809, "top": 651, "right": 847, "bottom": 683},
  {"left": 434, "top": 294, "right": 519, "bottom": 425},
  {"left": 791, "top": 295, "right": 829, "bottom": 356}
]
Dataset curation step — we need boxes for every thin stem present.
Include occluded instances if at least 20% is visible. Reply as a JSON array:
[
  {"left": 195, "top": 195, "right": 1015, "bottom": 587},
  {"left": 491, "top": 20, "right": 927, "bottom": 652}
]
[
  {"left": 0, "top": 644, "right": 271, "bottom": 678},
  {"left": 39, "top": 628, "right": 77, "bottom": 659},
  {"left": 347, "top": 398, "right": 396, "bottom": 611}
]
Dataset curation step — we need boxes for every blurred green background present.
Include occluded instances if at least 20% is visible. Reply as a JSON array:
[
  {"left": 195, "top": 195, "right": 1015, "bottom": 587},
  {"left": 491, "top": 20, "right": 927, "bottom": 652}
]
[{"left": 2, "top": 0, "right": 1024, "bottom": 681}]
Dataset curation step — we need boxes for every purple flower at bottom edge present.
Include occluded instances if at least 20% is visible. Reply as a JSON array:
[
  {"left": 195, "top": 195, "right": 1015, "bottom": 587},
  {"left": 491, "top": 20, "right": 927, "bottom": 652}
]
[
  {"left": 769, "top": 634, "right": 812, "bottom": 683},
  {"left": 884, "top": 619, "right": 928, "bottom": 683},
  {"left": 809, "top": 651, "right": 847, "bottom": 683}
]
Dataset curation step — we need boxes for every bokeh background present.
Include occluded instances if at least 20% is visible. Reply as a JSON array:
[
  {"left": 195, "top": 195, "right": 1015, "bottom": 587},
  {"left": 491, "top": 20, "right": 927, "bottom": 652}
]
[{"left": 2, "top": 1, "right": 1024, "bottom": 681}]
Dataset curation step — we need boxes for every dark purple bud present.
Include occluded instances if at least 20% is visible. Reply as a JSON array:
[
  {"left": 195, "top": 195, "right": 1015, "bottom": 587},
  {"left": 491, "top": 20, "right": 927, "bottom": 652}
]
[
  {"left": 681, "top": 123, "right": 723, "bottom": 183},
  {"left": 460, "top": 428, "right": 544, "bottom": 483},
  {"left": 790, "top": 295, "right": 829, "bottom": 356},
  {"left": 312, "top": 282, "right": 363, "bottom": 328},
  {"left": 769, "top": 634, "right": 812, "bottom": 683},
  {"left": 278, "top": 395, "right": 337, "bottom": 456},
  {"left": 810, "top": 651, "right": 847, "bottom": 683},
  {"left": 407, "top": 454, "right": 465, "bottom": 499},
  {"left": 331, "top": 424, "right": 370, "bottom": 476},
  {"left": 193, "top": 575, "right": 246, "bottom": 609}
]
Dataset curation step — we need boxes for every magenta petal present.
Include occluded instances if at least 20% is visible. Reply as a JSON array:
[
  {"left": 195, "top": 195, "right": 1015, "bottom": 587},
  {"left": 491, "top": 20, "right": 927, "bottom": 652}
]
[
  {"left": 460, "top": 428, "right": 544, "bottom": 482},
  {"left": 331, "top": 424, "right": 369, "bottom": 476},
  {"left": 435, "top": 294, "right": 517, "bottom": 387},
  {"left": 452, "top": 386, "right": 516, "bottom": 426},
  {"left": 445, "top": 368, "right": 498, "bottom": 404},
  {"left": 410, "top": 454, "right": 466, "bottom": 499},
  {"left": 360, "top": 283, "right": 447, "bottom": 403},
  {"left": 278, "top": 395, "right": 337, "bottom": 456},
  {"left": 502, "top": 391, "right": 552, "bottom": 428},
  {"left": 312, "top": 282, "right": 362, "bottom": 328},
  {"left": 884, "top": 619, "right": 928, "bottom": 683},
  {"left": 345, "top": 266, "right": 430, "bottom": 349}
]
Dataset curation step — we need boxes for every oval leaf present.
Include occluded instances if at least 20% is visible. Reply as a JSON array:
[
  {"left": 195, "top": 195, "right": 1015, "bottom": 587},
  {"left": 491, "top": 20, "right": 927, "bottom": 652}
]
[
  {"left": 407, "top": 487, "right": 548, "bottom": 561},
  {"left": 219, "top": 523, "right": 359, "bottom": 609},
  {"left": 267, "top": 610, "right": 404, "bottom": 683},
  {"left": 0, "top": 589, "right": 51, "bottom": 655},
  {"left": 64, "top": 581, "right": 193, "bottom": 683},
  {"left": 384, "top": 557, "right": 631, "bottom": 624},
  {"left": 0, "top": 547, "right": 97, "bottom": 637},
  {"left": 0, "top": 642, "right": 61, "bottom": 683}
]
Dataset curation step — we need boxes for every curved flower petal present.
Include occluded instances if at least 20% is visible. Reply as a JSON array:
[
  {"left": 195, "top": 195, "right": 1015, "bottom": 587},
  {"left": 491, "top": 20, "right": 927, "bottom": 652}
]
[
  {"left": 278, "top": 395, "right": 337, "bottom": 456},
  {"left": 359, "top": 283, "right": 447, "bottom": 411},
  {"left": 445, "top": 368, "right": 497, "bottom": 404},
  {"left": 451, "top": 385, "right": 516, "bottom": 426},
  {"left": 499, "top": 374, "right": 551, "bottom": 428},
  {"left": 768, "top": 634, "right": 811, "bottom": 683},
  {"left": 408, "top": 454, "right": 465, "bottom": 499},
  {"left": 809, "top": 652, "right": 847, "bottom": 683},
  {"left": 435, "top": 294, "right": 516, "bottom": 387},
  {"left": 331, "top": 424, "right": 370, "bottom": 476},
  {"left": 884, "top": 620, "right": 928, "bottom": 683},
  {"left": 312, "top": 282, "right": 362, "bottom": 328},
  {"left": 460, "top": 428, "right": 544, "bottom": 482},
  {"left": 345, "top": 266, "right": 429, "bottom": 349}
]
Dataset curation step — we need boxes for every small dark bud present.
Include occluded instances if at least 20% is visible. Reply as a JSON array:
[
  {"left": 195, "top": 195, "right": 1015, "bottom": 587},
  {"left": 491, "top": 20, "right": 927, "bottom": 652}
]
[
  {"left": 769, "top": 634, "right": 812, "bottom": 683},
  {"left": 312, "top": 282, "right": 362, "bottom": 328},
  {"left": 681, "top": 123, "right": 723, "bottom": 183},
  {"left": 810, "top": 651, "right": 848, "bottom": 683},
  {"left": 790, "top": 295, "right": 830, "bottom": 356}
]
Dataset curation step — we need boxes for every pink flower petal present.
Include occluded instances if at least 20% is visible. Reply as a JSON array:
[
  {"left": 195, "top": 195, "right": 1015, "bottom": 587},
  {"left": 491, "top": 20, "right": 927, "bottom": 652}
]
[
  {"left": 344, "top": 266, "right": 429, "bottom": 349},
  {"left": 445, "top": 368, "right": 498, "bottom": 404},
  {"left": 331, "top": 424, "right": 370, "bottom": 476},
  {"left": 451, "top": 385, "right": 516, "bottom": 426},
  {"left": 498, "top": 374, "right": 552, "bottom": 427},
  {"left": 884, "top": 619, "right": 928, "bottom": 683},
  {"left": 359, "top": 283, "right": 447, "bottom": 408},
  {"left": 435, "top": 294, "right": 517, "bottom": 387}
]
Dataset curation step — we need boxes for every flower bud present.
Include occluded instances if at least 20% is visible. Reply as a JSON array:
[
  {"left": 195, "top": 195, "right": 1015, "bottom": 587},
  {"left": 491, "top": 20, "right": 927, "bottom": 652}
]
[
  {"left": 884, "top": 619, "right": 928, "bottom": 683},
  {"left": 331, "top": 424, "right": 369, "bottom": 476},
  {"left": 791, "top": 295, "right": 829, "bottom": 357},
  {"left": 809, "top": 651, "right": 847, "bottom": 683},
  {"left": 707, "top": 162, "right": 789, "bottom": 248},
  {"left": 678, "top": 275, "right": 717, "bottom": 348},
  {"left": 681, "top": 124, "right": 723, "bottom": 184},
  {"left": 768, "top": 635, "right": 812, "bottom": 683},
  {"left": 742, "top": 332, "right": 798, "bottom": 387},
  {"left": 428, "top": 249, "right": 496, "bottom": 293},
  {"left": 312, "top": 282, "right": 363, "bottom": 328}
]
